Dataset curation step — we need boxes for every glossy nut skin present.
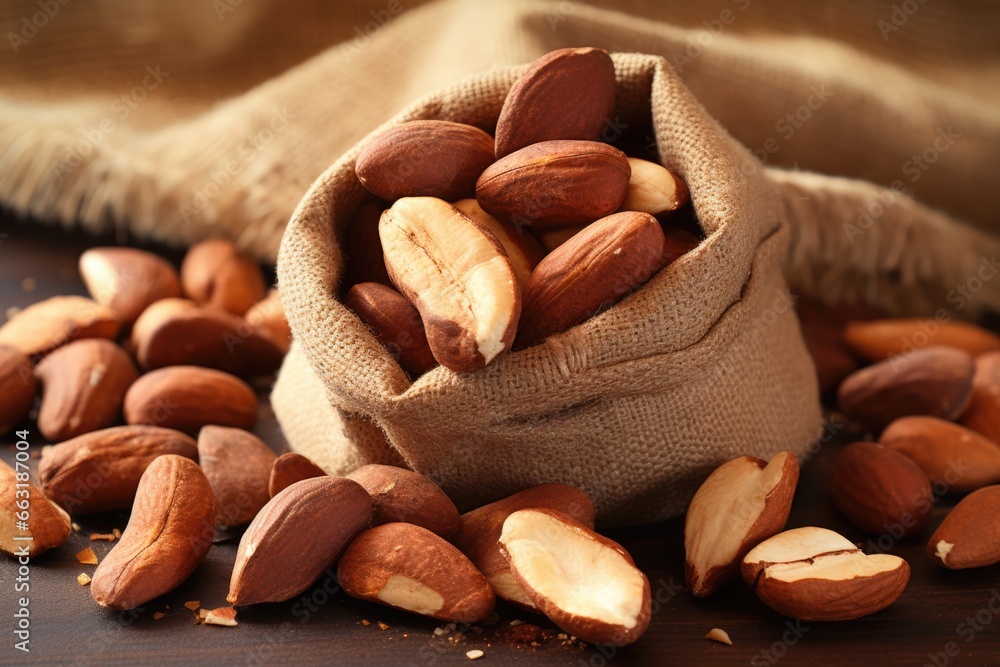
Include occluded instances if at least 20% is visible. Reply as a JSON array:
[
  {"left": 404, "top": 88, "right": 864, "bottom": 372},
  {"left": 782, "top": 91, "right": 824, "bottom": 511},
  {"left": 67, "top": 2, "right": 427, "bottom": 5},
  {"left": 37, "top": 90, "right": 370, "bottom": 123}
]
[
  {"left": 494, "top": 47, "right": 616, "bottom": 158},
  {"left": 516, "top": 211, "right": 666, "bottom": 348},
  {"left": 356, "top": 120, "right": 495, "bottom": 202},
  {"left": 344, "top": 282, "right": 436, "bottom": 377},
  {"left": 476, "top": 140, "right": 631, "bottom": 227}
]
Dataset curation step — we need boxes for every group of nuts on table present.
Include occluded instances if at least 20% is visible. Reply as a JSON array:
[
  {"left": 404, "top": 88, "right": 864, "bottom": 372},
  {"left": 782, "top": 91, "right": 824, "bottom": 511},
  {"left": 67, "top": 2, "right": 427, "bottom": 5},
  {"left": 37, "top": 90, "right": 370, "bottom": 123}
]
[{"left": 2, "top": 47, "right": 999, "bottom": 650}]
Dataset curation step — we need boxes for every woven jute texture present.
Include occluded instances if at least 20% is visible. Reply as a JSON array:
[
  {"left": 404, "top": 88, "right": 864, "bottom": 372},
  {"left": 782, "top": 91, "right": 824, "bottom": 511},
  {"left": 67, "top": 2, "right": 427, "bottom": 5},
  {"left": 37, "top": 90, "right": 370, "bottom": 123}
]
[
  {"left": 5, "top": 0, "right": 1000, "bottom": 523},
  {"left": 276, "top": 53, "right": 824, "bottom": 524}
]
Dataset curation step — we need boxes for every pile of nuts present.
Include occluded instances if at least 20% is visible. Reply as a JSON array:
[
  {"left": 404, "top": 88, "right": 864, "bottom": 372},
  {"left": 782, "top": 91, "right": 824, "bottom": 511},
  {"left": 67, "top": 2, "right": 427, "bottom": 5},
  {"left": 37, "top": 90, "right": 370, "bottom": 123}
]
[
  {"left": 4, "top": 44, "right": 999, "bottom": 656},
  {"left": 0, "top": 230, "right": 653, "bottom": 645},
  {"left": 682, "top": 312, "right": 1000, "bottom": 622},
  {"left": 344, "top": 46, "right": 698, "bottom": 374}
]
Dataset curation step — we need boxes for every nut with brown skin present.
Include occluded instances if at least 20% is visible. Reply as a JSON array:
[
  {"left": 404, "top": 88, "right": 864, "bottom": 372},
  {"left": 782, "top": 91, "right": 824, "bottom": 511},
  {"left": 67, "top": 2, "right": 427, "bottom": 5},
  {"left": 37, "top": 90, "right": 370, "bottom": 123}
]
[
  {"left": 181, "top": 238, "right": 267, "bottom": 316},
  {"left": 516, "top": 211, "right": 666, "bottom": 348},
  {"left": 346, "top": 464, "right": 460, "bottom": 539},
  {"left": 829, "top": 442, "right": 933, "bottom": 537},
  {"left": 79, "top": 247, "right": 181, "bottom": 327},
  {"left": 197, "top": 426, "right": 277, "bottom": 529},
  {"left": 0, "top": 345, "right": 36, "bottom": 433},
  {"left": 796, "top": 300, "right": 860, "bottom": 396},
  {"left": 837, "top": 346, "right": 974, "bottom": 430},
  {"left": 844, "top": 319, "right": 1000, "bottom": 361},
  {"left": 35, "top": 339, "right": 139, "bottom": 441},
  {"left": 494, "top": 47, "right": 616, "bottom": 158},
  {"left": 268, "top": 452, "right": 326, "bottom": 498},
  {"left": 661, "top": 224, "right": 700, "bottom": 267},
  {"left": 130, "top": 298, "right": 284, "bottom": 378},
  {"left": 344, "top": 282, "right": 436, "bottom": 377},
  {"left": 927, "top": 485, "right": 1000, "bottom": 569},
  {"left": 91, "top": 455, "right": 216, "bottom": 610},
  {"left": 880, "top": 416, "right": 1000, "bottom": 493},
  {"left": 356, "top": 120, "right": 495, "bottom": 202},
  {"left": 340, "top": 201, "right": 391, "bottom": 292},
  {"left": 0, "top": 460, "right": 72, "bottom": 557},
  {"left": 338, "top": 522, "right": 495, "bottom": 623},
  {"left": 123, "top": 366, "right": 257, "bottom": 435},
  {"left": 500, "top": 509, "right": 652, "bottom": 646},
  {"left": 38, "top": 425, "right": 198, "bottom": 514},
  {"left": 452, "top": 198, "right": 545, "bottom": 293},
  {"left": 619, "top": 158, "right": 690, "bottom": 215},
  {"left": 960, "top": 351, "right": 1000, "bottom": 443},
  {"left": 476, "top": 140, "right": 631, "bottom": 227},
  {"left": 228, "top": 477, "right": 372, "bottom": 605},
  {"left": 742, "top": 526, "right": 910, "bottom": 622},
  {"left": 684, "top": 452, "right": 799, "bottom": 598},
  {"left": 244, "top": 289, "right": 292, "bottom": 355},
  {"left": 455, "top": 484, "right": 595, "bottom": 610},
  {"left": 379, "top": 197, "right": 520, "bottom": 372},
  {"left": 0, "top": 296, "right": 120, "bottom": 358}
]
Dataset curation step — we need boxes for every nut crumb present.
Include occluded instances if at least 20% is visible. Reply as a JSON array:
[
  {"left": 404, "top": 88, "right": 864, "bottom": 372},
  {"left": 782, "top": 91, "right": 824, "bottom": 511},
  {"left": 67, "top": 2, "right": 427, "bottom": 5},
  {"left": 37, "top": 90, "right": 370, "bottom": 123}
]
[
  {"left": 76, "top": 547, "right": 98, "bottom": 565},
  {"left": 377, "top": 621, "right": 389, "bottom": 631},
  {"left": 153, "top": 612, "right": 165, "bottom": 620},
  {"left": 20, "top": 277, "right": 36, "bottom": 292},
  {"left": 509, "top": 620, "right": 523, "bottom": 626},
  {"left": 113, "top": 529, "right": 122, "bottom": 539},
  {"left": 184, "top": 601, "right": 200, "bottom": 611},
  {"left": 508, "top": 623, "right": 545, "bottom": 646},
  {"left": 467, "top": 649, "right": 484, "bottom": 660},
  {"left": 361, "top": 619, "right": 371, "bottom": 626},
  {"left": 203, "top": 607, "right": 238, "bottom": 627},
  {"left": 433, "top": 627, "right": 444, "bottom": 636},
  {"left": 90, "top": 533, "right": 116, "bottom": 541},
  {"left": 706, "top": 628, "right": 733, "bottom": 645},
  {"left": 76, "top": 573, "right": 91, "bottom": 586},
  {"left": 71, "top": 523, "right": 81, "bottom": 532}
]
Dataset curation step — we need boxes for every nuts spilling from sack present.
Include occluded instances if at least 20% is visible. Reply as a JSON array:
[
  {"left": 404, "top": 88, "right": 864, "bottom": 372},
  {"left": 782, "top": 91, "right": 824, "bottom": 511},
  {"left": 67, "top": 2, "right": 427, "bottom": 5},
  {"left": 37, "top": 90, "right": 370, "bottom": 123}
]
[
  {"left": 346, "top": 46, "right": 698, "bottom": 374},
  {"left": 3, "top": 45, "right": 1000, "bottom": 658}
]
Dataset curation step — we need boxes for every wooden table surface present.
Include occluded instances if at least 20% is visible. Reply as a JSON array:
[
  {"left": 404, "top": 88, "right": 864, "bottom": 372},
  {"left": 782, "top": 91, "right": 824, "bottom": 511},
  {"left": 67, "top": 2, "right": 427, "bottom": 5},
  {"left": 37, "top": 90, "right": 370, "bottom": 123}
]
[{"left": 2, "top": 211, "right": 999, "bottom": 667}]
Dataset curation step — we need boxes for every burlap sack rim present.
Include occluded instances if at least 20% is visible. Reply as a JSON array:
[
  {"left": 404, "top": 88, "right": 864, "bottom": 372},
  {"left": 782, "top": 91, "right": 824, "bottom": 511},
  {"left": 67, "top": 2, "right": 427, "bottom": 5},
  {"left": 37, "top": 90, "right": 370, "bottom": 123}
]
[{"left": 278, "top": 52, "right": 772, "bottom": 418}]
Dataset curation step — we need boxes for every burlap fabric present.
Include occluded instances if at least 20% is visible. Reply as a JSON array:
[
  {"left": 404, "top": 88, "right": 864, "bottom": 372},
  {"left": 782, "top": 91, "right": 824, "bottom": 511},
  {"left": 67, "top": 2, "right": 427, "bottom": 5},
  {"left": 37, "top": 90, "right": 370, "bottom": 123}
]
[
  {"left": 5, "top": 0, "right": 1000, "bottom": 523},
  {"left": 276, "top": 53, "right": 820, "bottom": 524}
]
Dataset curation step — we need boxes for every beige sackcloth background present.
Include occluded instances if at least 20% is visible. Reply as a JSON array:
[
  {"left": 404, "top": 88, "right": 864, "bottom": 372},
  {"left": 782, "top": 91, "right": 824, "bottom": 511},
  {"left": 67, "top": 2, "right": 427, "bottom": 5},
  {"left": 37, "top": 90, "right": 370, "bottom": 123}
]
[{"left": 3, "top": 0, "right": 1000, "bottom": 520}]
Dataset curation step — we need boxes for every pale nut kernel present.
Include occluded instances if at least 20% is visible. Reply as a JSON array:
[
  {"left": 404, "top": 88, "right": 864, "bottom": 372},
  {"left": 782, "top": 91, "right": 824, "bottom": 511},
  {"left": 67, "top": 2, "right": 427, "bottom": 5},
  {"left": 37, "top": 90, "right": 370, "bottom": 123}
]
[
  {"left": 684, "top": 452, "right": 799, "bottom": 598},
  {"left": 499, "top": 509, "right": 652, "bottom": 646},
  {"left": 619, "top": 158, "right": 690, "bottom": 215},
  {"left": 452, "top": 198, "right": 544, "bottom": 294},
  {"left": 379, "top": 197, "right": 520, "bottom": 373},
  {"left": 742, "top": 526, "right": 910, "bottom": 622},
  {"left": 338, "top": 522, "right": 495, "bottom": 623}
]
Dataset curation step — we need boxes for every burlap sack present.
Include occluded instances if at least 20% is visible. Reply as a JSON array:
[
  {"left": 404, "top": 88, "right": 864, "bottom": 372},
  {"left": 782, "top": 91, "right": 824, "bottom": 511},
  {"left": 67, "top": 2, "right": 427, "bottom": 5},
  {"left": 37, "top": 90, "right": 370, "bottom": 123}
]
[
  {"left": 5, "top": 0, "right": 999, "bottom": 523},
  {"left": 275, "top": 51, "right": 1000, "bottom": 524},
  {"left": 3, "top": 0, "right": 998, "bottom": 259},
  {"left": 275, "top": 52, "right": 824, "bottom": 525}
]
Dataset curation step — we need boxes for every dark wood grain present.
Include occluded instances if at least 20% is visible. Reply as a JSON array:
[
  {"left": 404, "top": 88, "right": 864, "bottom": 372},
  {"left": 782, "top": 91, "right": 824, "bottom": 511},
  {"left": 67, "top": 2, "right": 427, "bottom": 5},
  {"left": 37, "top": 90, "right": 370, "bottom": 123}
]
[{"left": 2, "top": 210, "right": 999, "bottom": 666}]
